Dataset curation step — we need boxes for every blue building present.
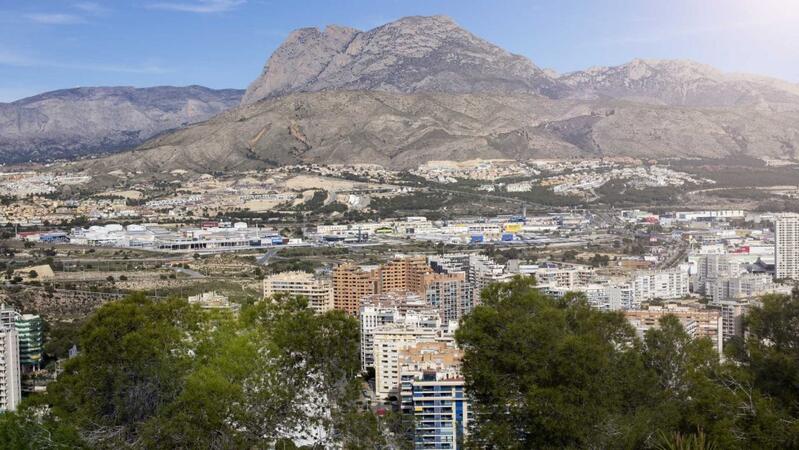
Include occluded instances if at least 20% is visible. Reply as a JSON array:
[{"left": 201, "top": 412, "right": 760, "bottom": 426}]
[{"left": 399, "top": 340, "right": 471, "bottom": 449}]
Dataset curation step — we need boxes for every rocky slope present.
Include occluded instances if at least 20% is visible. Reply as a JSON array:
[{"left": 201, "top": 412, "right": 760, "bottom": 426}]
[
  {"left": 80, "top": 90, "right": 799, "bottom": 174},
  {"left": 241, "top": 15, "right": 560, "bottom": 105},
  {"left": 559, "top": 59, "right": 799, "bottom": 108},
  {"left": 0, "top": 86, "right": 243, "bottom": 163},
  {"left": 22, "top": 15, "right": 799, "bottom": 171}
]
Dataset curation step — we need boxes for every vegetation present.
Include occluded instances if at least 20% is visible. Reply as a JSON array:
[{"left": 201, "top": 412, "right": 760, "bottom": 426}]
[
  {"left": 4, "top": 279, "right": 799, "bottom": 448},
  {"left": 456, "top": 277, "right": 799, "bottom": 449},
  {"left": 0, "top": 293, "right": 382, "bottom": 449}
]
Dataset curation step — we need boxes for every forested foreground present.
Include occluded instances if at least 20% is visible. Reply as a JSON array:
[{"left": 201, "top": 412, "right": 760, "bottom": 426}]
[{"left": 1, "top": 278, "right": 798, "bottom": 449}]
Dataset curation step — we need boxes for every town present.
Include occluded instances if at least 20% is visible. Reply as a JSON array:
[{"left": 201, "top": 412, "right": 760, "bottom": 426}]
[{"left": 2, "top": 186, "right": 798, "bottom": 447}]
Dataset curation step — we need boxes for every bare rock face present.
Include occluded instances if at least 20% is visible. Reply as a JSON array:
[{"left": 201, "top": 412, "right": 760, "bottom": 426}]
[
  {"left": 0, "top": 86, "right": 243, "bottom": 163},
  {"left": 241, "top": 15, "right": 560, "bottom": 105}
]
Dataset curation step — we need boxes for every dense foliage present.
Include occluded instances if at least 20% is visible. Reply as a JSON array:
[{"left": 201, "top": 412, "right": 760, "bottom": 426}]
[
  {"left": 456, "top": 277, "right": 799, "bottom": 449},
  {"left": 4, "top": 279, "right": 799, "bottom": 448},
  {"left": 0, "top": 293, "right": 381, "bottom": 449}
]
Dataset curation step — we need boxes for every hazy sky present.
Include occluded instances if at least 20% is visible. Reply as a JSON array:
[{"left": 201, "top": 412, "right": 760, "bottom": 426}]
[{"left": 1, "top": 0, "right": 797, "bottom": 102}]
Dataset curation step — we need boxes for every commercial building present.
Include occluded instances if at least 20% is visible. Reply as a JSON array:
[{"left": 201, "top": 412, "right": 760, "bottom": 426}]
[
  {"left": 263, "top": 271, "right": 333, "bottom": 313},
  {"left": 775, "top": 214, "right": 799, "bottom": 280},
  {"left": 0, "top": 327, "right": 21, "bottom": 412},
  {"left": 399, "top": 340, "right": 471, "bottom": 450}
]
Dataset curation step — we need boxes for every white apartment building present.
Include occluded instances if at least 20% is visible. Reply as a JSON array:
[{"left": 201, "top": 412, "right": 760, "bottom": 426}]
[
  {"left": 263, "top": 271, "right": 333, "bottom": 313},
  {"left": 630, "top": 269, "right": 689, "bottom": 302},
  {"left": 532, "top": 266, "right": 595, "bottom": 290},
  {"left": 0, "top": 327, "right": 22, "bottom": 412},
  {"left": 373, "top": 324, "right": 438, "bottom": 399},
  {"left": 359, "top": 292, "right": 440, "bottom": 372},
  {"left": 705, "top": 273, "right": 781, "bottom": 302},
  {"left": 776, "top": 214, "right": 799, "bottom": 280},
  {"left": 187, "top": 291, "right": 241, "bottom": 315}
]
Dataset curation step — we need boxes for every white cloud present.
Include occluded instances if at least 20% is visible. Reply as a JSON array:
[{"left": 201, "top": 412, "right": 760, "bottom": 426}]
[
  {"left": 147, "top": 0, "right": 245, "bottom": 13},
  {"left": 0, "top": 48, "right": 170, "bottom": 74},
  {"left": 25, "top": 13, "right": 85, "bottom": 24},
  {"left": 73, "top": 2, "right": 110, "bottom": 15}
]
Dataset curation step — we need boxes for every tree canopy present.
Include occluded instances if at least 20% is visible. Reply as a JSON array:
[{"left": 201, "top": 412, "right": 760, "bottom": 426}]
[
  {"left": 456, "top": 276, "right": 799, "bottom": 449},
  {"left": 0, "top": 292, "right": 382, "bottom": 450}
]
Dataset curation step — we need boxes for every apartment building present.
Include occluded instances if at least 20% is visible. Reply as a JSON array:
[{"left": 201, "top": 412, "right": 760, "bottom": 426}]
[
  {"left": 373, "top": 324, "right": 438, "bottom": 399},
  {"left": 332, "top": 263, "right": 380, "bottom": 316},
  {"left": 263, "top": 271, "right": 334, "bottom": 313},
  {"left": 0, "top": 327, "right": 21, "bottom": 412},
  {"left": 625, "top": 303, "right": 723, "bottom": 355},
  {"left": 399, "top": 340, "right": 470, "bottom": 450},
  {"left": 359, "top": 292, "right": 441, "bottom": 371},
  {"left": 629, "top": 269, "right": 689, "bottom": 302},
  {"left": 15, "top": 314, "right": 43, "bottom": 369},
  {"left": 379, "top": 255, "right": 431, "bottom": 294},
  {"left": 423, "top": 272, "right": 470, "bottom": 323},
  {"left": 776, "top": 214, "right": 799, "bottom": 280}
]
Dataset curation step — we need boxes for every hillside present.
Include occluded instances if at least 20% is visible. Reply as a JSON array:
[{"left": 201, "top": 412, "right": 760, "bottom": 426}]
[{"left": 0, "top": 85, "right": 243, "bottom": 163}]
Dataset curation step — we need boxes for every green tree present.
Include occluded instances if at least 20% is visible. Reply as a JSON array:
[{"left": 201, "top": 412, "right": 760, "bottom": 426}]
[{"left": 456, "top": 276, "right": 655, "bottom": 448}]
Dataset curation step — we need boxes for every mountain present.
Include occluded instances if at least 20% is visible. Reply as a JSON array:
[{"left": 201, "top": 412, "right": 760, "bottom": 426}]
[
  {"left": 43, "top": 16, "right": 799, "bottom": 172},
  {"left": 241, "top": 15, "right": 560, "bottom": 105},
  {"left": 559, "top": 59, "right": 799, "bottom": 108},
  {"left": 0, "top": 86, "right": 243, "bottom": 163}
]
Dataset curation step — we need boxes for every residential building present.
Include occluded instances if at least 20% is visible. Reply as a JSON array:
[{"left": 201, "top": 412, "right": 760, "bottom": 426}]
[
  {"left": 0, "top": 327, "right": 21, "bottom": 412},
  {"left": 263, "top": 271, "right": 333, "bottom": 313},
  {"left": 630, "top": 269, "right": 689, "bottom": 303},
  {"left": 423, "top": 272, "right": 470, "bottom": 323},
  {"left": 332, "top": 263, "right": 380, "bottom": 316},
  {"left": 399, "top": 340, "right": 470, "bottom": 450},
  {"left": 359, "top": 292, "right": 440, "bottom": 371},
  {"left": 379, "top": 255, "right": 432, "bottom": 294},
  {"left": 373, "top": 324, "right": 437, "bottom": 399},
  {"left": 710, "top": 298, "right": 751, "bottom": 340},
  {"left": 625, "top": 303, "right": 723, "bottom": 355},
  {"left": 187, "top": 291, "right": 241, "bottom": 315},
  {"left": 15, "top": 314, "right": 43, "bottom": 369},
  {"left": 776, "top": 214, "right": 799, "bottom": 280}
]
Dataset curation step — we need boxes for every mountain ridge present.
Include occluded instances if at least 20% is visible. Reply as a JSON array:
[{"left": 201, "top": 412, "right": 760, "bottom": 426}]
[
  {"left": 0, "top": 85, "right": 243, "bottom": 163},
  {"left": 4, "top": 15, "right": 799, "bottom": 168}
]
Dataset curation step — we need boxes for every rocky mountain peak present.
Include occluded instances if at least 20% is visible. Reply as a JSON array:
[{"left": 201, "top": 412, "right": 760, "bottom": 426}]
[{"left": 240, "top": 15, "right": 559, "bottom": 105}]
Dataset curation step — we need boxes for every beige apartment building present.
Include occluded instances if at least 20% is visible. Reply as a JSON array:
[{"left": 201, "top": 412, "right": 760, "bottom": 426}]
[
  {"left": 625, "top": 303, "right": 723, "bottom": 355},
  {"left": 263, "top": 271, "right": 334, "bottom": 313}
]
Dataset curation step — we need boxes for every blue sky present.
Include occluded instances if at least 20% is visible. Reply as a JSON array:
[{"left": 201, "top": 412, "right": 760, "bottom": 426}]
[{"left": 1, "top": 0, "right": 797, "bottom": 102}]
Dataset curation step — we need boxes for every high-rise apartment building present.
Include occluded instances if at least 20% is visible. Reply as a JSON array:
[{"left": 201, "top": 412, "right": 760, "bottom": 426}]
[
  {"left": 0, "top": 327, "right": 22, "bottom": 412},
  {"left": 373, "top": 324, "right": 438, "bottom": 398},
  {"left": 399, "top": 340, "right": 471, "bottom": 450},
  {"left": 423, "top": 272, "right": 470, "bottom": 323},
  {"left": 359, "top": 292, "right": 441, "bottom": 371},
  {"left": 776, "top": 214, "right": 799, "bottom": 280},
  {"left": 263, "top": 271, "right": 334, "bottom": 313},
  {"left": 379, "top": 256, "right": 431, "bottom": 294},
  {"left": 332, "top": 263, "right": 380, "bottom": 316},
  {"left": 630, "top": 269, "right": 689, "bottom": 302},
  {"left": 15, "top": 315, "right": 43, "bottom": 369}
]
